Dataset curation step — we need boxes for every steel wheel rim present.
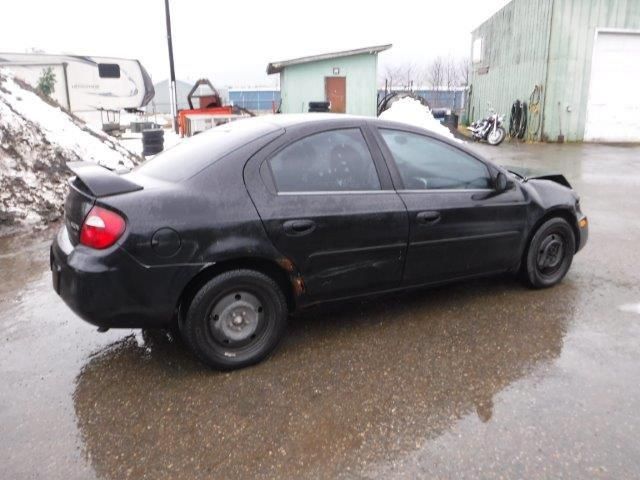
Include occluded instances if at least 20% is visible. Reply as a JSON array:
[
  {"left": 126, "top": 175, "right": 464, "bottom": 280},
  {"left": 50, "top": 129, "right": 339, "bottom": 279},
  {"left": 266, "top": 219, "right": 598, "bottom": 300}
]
[
  {"left": 536, "top": 233, "right": 566, "bottom": 276},
  {"left": 208, "top": 291, "right": 265, "bottom": 347}
]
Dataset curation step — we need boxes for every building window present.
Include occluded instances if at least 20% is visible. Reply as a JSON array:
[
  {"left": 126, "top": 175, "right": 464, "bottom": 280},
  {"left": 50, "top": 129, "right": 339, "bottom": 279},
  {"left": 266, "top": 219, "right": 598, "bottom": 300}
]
[
  {"left": 472, "top": 38, "right": 483, "bottom": 63},
  {"left": 98, "top": 63, "right": 121, "bottom": 79}
]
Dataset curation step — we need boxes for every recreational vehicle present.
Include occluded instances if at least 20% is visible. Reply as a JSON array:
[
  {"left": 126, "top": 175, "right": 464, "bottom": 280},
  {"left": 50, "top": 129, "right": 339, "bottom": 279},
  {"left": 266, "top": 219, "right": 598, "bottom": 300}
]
[{"left": 0, "top": 53, "right": 154, "bottom": 124}]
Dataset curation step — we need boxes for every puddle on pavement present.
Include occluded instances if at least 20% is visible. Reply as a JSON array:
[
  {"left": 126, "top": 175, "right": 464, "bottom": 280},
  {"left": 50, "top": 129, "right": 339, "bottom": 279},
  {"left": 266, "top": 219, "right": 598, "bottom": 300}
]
[
  {"left": 70, "top": 279, "right": 577, "bottom": 479},
  {"left": 0, "top": 224, "right": 59, "bottom": 303}
]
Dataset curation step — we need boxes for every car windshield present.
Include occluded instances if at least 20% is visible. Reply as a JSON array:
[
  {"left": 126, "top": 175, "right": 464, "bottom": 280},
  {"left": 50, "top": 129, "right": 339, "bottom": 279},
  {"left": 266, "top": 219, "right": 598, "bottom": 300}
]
[{"left": 135, "top": 118, "right": 280, "bottom": 182}]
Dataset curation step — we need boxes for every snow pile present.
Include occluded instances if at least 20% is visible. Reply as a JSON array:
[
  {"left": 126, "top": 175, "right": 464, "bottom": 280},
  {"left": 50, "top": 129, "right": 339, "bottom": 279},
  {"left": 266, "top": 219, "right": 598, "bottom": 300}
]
[
  {"left": 0, "top": 71, "right": 139, "bottom": 231},
  {"left": 379, "top": 97, "right": 461, "bottom": 142}
]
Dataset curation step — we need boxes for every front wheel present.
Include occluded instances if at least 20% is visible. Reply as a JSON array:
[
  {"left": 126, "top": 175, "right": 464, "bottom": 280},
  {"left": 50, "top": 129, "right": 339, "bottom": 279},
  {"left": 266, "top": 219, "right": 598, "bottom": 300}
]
[
  {"left": 487, "top": 126, "right": 506, "bottom": 146},
  {"left": 522, "top": 218, "right": 575, "bottom": 288},
  {"left": 182, "top": 269, "right": 288, "bottom": 370}
]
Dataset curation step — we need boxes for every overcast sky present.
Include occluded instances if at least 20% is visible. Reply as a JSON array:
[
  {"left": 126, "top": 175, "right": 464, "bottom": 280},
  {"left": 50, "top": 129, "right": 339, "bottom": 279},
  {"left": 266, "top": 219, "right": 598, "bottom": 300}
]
[{"left": 1, "top": 0, "right": 510, "bottom": 87}]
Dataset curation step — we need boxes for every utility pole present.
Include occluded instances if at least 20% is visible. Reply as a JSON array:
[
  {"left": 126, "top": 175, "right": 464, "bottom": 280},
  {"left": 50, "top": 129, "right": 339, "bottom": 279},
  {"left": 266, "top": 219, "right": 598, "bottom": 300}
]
[{"left": 164, "top": 0, "right": 178, "bottom": 132}]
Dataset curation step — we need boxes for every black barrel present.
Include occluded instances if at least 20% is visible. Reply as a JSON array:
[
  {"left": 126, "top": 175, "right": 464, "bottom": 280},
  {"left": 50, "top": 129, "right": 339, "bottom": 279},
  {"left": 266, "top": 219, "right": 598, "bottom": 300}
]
[{"left": 142, "top": 128, "right": 164, "bottom": 156}]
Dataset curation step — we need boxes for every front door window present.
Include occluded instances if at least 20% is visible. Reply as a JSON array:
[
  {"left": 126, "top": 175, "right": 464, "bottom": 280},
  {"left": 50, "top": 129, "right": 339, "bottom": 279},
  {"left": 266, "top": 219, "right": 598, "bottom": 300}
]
[{"left": 379, "top": 129, "right": 491, "bottom": 190}]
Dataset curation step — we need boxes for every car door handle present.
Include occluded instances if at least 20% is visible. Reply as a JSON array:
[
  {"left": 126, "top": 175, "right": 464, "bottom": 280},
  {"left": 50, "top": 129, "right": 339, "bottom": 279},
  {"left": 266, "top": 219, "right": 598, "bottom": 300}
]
[
  {"left": 283, "top": 219, "right": 316, "bottom": 236},
  {"left": 416, "top": 211, "right": 441, "bottom": 225}
]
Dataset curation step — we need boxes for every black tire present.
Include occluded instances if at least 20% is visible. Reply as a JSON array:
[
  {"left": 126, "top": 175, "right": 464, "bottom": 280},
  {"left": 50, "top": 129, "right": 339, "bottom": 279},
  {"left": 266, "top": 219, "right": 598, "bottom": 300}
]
[
  {"left": 142, "top": 139, "right": 164, "bottom": 146},
  {"left": 142, "top": 140, "right": 164, "bottom": 155},
  {"left": 522, "top": 217, "right": 575, "bottom": 288},
  {"left": 142, "top": 129, "right": 164, "bottom": 140},
  {"left": 182, "top": 269, "right": 288, "bottom": 370},
  {"left": 142, "top": 140, "right": 164, "bottom": 149},
  {"left": 142, "top": 147, "right": 163, "bottom": 156}
]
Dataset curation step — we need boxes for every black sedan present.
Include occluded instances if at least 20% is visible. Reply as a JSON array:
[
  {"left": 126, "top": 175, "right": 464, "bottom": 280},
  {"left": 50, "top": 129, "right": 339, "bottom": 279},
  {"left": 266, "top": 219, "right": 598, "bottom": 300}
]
[{"left": 51, "top": 115, "right": 588, "bottom": 369}]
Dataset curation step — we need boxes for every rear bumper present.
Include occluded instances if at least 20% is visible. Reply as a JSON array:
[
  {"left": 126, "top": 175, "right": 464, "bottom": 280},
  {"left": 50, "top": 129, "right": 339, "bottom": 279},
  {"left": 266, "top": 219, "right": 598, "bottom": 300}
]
[{"left": 51, "top": 226, "right": 193, "bottom": 329}]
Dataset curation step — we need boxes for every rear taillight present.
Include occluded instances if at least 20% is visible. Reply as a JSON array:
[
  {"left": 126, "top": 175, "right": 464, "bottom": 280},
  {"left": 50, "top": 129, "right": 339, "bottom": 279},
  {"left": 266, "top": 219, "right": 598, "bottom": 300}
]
[{"left": 79, "top": 206, "right": 126, "bottom": 249}]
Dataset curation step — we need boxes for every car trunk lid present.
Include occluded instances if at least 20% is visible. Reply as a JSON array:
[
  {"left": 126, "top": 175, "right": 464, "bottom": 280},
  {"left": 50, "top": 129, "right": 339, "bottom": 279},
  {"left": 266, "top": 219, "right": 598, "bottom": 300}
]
[{"left": 64, "top": 162, "right": 142, "bottom": 245}]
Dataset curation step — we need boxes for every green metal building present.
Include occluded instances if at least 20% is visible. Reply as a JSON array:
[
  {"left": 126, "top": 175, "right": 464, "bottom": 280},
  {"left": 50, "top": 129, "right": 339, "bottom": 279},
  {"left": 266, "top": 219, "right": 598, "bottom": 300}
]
[
  {"left": 469, "top": 0, "right": 640, "bottom": 142},
  {"left": 267, "top": 45, "right": 391, "bottom": 117}
]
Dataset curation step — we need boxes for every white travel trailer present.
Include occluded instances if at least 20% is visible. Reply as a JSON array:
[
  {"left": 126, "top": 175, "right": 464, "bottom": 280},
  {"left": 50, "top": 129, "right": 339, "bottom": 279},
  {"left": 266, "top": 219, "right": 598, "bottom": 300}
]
[{"left": 0, "top": 52, "right": 154, "bottom": 124}]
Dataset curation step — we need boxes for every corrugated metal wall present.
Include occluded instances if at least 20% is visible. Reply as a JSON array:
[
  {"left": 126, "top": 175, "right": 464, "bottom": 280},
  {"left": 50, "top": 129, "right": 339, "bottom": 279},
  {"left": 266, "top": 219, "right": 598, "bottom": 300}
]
[
  {"left": 469, "top": 0, "right": 553, "bottom": 140},
  {"left": 377, "top": 90, "right": 467, "bottom": 111},
  {"left": 414, "top": 90, "right": 467, "bottom": 111},
  {"left": 470, "top": 0, "right": 640, "bottom": 142},
  {"left": 544, "top": 0, "right": 640, "bottom": 141}
]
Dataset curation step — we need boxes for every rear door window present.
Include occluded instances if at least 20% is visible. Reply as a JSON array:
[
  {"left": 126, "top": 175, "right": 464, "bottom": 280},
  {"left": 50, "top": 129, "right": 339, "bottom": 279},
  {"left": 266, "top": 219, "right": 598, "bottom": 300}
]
[
  {"left": 268, "top": 129, "right": 381, "bottom": 192},
  {"left": 135, "top": 119, "right": 281, "bottom": 182}
]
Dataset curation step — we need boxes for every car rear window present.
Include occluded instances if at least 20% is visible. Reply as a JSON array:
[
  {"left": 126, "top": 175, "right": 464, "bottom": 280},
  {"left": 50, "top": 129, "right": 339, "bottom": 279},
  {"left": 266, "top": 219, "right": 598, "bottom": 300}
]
[{"left": 135, "top": 119, "right": 281, "bottom": 182}]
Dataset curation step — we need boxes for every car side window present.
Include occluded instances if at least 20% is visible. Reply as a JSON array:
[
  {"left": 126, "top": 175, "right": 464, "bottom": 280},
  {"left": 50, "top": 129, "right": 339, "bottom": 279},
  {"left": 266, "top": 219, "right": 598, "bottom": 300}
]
[
  {"left": 268, "top": 129, "right": 381, "bottom": 192},
  {"left": 380, "top": 129, "right": 492, "bottom": 190}
]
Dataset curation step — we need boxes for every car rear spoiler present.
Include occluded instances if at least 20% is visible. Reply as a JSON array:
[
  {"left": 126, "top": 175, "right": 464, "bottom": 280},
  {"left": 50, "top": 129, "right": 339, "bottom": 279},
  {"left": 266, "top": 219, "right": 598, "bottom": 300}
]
[
  {"left": 505, "top": 166, "right": 572, "bottom": 189},
  {"left": 66, "top": 161, "right": 143, "bottom": 197}
]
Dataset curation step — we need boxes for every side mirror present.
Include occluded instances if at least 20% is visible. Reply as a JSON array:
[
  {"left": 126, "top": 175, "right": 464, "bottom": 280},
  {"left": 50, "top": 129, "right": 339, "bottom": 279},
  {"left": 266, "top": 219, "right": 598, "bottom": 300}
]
[{"left": 495, "top": 172, "right": 513, "bottom": 192}]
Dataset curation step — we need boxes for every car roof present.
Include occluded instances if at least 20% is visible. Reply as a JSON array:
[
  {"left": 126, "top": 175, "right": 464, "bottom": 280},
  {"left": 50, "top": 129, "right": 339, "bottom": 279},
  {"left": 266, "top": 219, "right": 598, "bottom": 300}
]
[
  {"left": 249, "top": 113, "right": 365, "bottom": 128},
  {"left": 249, "top": 114, "right": 451, "bottom": 140},
  {"left": 239, "top": 114, "right": 482, "bottom": 160}
]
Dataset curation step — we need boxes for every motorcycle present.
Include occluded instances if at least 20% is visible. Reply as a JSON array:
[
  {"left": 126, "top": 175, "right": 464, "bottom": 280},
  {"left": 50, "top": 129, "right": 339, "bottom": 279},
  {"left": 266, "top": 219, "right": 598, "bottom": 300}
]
[{"left": 468, "top": 108, "right": 506, "bottom": 146}]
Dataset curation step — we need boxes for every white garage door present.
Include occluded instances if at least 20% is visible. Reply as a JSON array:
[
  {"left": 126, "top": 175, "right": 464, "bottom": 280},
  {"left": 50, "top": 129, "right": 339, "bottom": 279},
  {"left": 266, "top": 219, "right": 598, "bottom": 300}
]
[{"left": 584, "top": 31, "right": 640, "bottom": 142}]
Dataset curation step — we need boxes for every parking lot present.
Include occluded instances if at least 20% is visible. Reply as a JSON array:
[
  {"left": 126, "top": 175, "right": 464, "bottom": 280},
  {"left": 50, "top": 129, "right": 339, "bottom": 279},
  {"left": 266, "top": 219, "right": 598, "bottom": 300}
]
[{"left": 1, "top": 142, "right": 639, "bottom": 479}]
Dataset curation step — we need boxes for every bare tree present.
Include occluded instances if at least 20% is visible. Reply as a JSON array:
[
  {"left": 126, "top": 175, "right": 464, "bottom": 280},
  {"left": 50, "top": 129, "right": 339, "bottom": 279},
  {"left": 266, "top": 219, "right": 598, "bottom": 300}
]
[
  {"left": 444, "top": 56, "right": 458, "bottom": 92},
  {"left": 382, "top": 63, "right": 424, "bottom": 91},
  {"left": 401, "top": 63, "right": 414, "bottom": 90},
  {"left": 427, "top": 57, "right": 445, "bottom": 107},
  {"left": 413, "top": 66, "right": 428, "bottom": 90},
  {"left": 382, "top": 65, "right": 403, "bottom": 91},
  {"left": 401, "top": 63, "right": 424, "bottom": 90},
  {"left": 427, "top": 57, "right": 445, "bottom": 90},
  {"left": 457, "top": 58, "right": 470, "bottom": 87}
]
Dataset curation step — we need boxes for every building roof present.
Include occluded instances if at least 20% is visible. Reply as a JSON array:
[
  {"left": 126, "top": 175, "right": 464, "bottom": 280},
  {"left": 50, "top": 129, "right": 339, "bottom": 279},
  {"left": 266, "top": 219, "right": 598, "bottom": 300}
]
[{"left": 266, "top": 44, "right": 392, "bottom": 74}]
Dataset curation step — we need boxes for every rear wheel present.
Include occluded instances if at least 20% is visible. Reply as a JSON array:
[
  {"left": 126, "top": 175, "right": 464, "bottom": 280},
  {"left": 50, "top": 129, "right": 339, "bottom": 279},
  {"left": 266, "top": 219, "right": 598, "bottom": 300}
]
[
  {"left": 182, "top": 269, "right": 288, "bottom": 370},
  {"left": 522, "top": 217, "right": 575, "bottom": 288}
]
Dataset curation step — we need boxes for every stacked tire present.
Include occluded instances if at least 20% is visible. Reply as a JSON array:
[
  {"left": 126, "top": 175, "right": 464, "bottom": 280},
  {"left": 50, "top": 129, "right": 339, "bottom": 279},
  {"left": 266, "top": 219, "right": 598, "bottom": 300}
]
[
  {"left": 142, "top": 128, "right": 164, "bottom": 156},
  {"left": 308, "top": 101, "right": 330, "bottom": 112}
]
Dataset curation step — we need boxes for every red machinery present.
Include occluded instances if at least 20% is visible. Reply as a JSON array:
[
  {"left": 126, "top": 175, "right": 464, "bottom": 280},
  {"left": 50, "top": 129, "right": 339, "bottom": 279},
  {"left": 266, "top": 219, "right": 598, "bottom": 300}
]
[{"left": 178, "top": 79, "right": 253, "bottom": 137}]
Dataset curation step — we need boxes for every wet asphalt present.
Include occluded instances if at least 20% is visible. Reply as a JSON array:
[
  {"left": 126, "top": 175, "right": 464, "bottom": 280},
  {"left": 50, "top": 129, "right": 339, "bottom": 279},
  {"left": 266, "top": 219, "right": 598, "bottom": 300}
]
[{"left": 1, "top": 142, "right": 640, "bottom": 479}]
